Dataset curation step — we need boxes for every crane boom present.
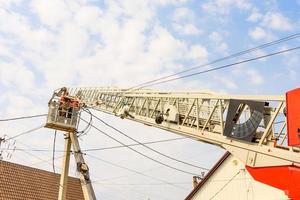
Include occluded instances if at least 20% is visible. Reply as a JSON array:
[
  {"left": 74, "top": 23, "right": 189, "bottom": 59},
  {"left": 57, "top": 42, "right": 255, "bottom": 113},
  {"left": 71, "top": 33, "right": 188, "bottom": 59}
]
[
  {"left": 45, "top": 87, "right": 300, "bottom": 200},
  {"left": 67, "top": 87, "right": 299, "bottom": 168}
]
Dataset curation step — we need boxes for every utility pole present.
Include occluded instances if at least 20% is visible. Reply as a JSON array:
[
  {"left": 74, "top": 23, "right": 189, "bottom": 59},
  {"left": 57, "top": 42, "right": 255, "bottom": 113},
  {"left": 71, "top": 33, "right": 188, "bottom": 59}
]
[
  {"left": 58, "top": 132, "right": 96, "bottom": 200},
  {"left": 0, "top": 135, "right": 16, "bottom": 161}
]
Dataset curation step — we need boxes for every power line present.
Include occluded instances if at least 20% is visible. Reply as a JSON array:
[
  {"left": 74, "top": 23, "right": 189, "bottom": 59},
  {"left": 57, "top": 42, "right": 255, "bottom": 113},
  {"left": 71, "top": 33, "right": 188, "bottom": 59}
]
[
  {"left": 5, "top": 125, "right": 44, "bottom": 142},
  {"left": 86, "top": 154, "right": 188, "bottom": 191},
  {"left": 94, "top": 151, "right": 200, "bottom": 183},
  {"left": 80, "top": 117, "right": 201, "bottom": 176},
  {"left": 32, "top": 155, "right": 64, "bottom": 166},
  {"left": 95, "top": 177, "right": 252, "bottom": 186},
  {"left": 126, "top": 32, "right": 300, "bottom": 91},
  {"left": 84, "top": 137, "right": 186, "bottom": 152},
  {"left": 0, "top": 137, "right": 186, "bottom": 152},
  {"left": 89, "top": 110, "right": 209, "bottom": 171},
  {"left": 93, "top": 182, "right": 191, "bottom": 186},
  {"left": 0, "top": 114, "right": 47, "bottom": 122},
  {"left": 135, "top": 46, "right": 300, "bottom": 89},
  {"left": 209, "top": 170, "right": 241, "bottom": 200},
  {"left": 11, "top": 140, "right": 62, "bottom": 170},
  {"left": 77, "top": 109, "right": 93, "bottom": 137}
]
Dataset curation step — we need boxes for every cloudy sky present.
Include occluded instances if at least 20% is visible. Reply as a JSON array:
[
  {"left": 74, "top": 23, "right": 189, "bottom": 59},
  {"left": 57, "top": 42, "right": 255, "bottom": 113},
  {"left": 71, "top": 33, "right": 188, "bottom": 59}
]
[{"left": 0, "top": 0, "right": 300, "bottom": 199}]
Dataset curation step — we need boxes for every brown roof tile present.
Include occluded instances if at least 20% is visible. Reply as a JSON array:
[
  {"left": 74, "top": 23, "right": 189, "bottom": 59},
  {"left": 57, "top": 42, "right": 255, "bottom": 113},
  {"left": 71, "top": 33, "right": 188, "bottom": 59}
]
[{"left": 0, "top": 160, "right": 84, "bottom": 200}]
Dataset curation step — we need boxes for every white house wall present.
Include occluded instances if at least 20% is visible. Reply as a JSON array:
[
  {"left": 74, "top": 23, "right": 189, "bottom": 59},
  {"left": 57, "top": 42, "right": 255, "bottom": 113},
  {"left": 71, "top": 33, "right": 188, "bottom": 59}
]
[{"left": 191, "top": 155, "right": 289, "bottom": 200}]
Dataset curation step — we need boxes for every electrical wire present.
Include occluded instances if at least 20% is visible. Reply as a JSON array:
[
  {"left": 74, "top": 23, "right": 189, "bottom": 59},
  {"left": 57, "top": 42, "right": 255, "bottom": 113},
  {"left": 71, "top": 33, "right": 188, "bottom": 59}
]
[
  {"left": 77, "top": 109, "right": 93, "bottom": 137},
  {"left": 80, "top": 117, "right": 201, "bottom": 176},
  {"left": 126, "top": 32, "right": 300, "bottom": 91},
  {"left": 0, "top": 137, "right": 186, "bottom": 152},
  {"left": 84, "top": 137, "right": 185, "bottom": 152},
  {"left": 86, "top": 154, "right": 188, "bottom": 190},
  {"left": 0, "top": 114, "right": 47, "bottom": 122},
  {"left": 13, "top": 140, "right": 67, "bottom": 189},
  {"left": 5, "top": 125, "right": 44, "bottom": 142},
  {"left": 12, "top": 141, "right": 61, "bottom": 169},
  {"left": 209, "top": 170, "right": 241, "bottom": 200},
  {"left": 52, "top": 130, "right": 57, "bottom": 173},
  {"left": 93, "top": 182, "right": 191, "bottom": 186},
  {"left": 32, "top": 155, "right": 65, "bottom": 166},
  {"left": 134, "top": 46, "right": 300, "bottom": 89},
  {"left": 88, "top": 110, "right": 209, "bottom": 171}
]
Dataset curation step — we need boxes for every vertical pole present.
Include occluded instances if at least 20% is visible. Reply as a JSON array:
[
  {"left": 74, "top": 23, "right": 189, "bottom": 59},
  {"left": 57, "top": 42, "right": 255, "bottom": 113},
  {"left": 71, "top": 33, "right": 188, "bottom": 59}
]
[
  {"left": 69, "top": 132, "right": 96, "bottom": 200},
  {"left": 196, "top": 99, "right": 199, "bottom": 130},
  {"left": 58, "top": 133, "right": 71, "bottom": 200},
  {"left": 219, "top": 100, "right": 224, "bottom": 134}
]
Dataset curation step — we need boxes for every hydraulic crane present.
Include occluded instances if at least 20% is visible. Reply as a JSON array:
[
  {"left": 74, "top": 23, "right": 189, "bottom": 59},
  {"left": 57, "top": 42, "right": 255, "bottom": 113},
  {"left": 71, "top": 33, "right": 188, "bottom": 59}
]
[{"left": 45, "top": 87, "right": 300, "bottom": 200}]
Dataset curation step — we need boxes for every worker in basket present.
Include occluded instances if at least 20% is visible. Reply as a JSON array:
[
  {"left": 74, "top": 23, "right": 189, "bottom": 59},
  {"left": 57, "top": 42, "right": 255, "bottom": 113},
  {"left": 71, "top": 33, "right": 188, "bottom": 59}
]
[{"left": 58, "top": 87, "right": 79, "bottom": 124}]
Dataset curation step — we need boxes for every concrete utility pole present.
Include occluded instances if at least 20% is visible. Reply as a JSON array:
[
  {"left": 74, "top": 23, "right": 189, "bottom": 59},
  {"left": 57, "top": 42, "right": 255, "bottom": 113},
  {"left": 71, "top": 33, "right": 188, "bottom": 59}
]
[
  {"left": 58, "top": 132, "right": 96, "bottom": 200},
  {"left": 58, "top": 133, "right": 71, "bottom": 199}
]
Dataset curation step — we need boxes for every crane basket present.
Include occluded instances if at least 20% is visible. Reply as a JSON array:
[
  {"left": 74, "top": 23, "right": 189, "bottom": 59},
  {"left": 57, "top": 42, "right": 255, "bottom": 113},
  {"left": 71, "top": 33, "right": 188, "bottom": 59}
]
[{"left": 45, "top": 95, "right": 80, "bottom": 132}]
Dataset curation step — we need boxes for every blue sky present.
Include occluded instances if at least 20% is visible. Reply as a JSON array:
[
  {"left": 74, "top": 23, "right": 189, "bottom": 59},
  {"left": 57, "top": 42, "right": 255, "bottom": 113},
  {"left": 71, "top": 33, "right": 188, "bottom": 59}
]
[{"left": 0, "top": 0, "right": 300, "bottom": 199}]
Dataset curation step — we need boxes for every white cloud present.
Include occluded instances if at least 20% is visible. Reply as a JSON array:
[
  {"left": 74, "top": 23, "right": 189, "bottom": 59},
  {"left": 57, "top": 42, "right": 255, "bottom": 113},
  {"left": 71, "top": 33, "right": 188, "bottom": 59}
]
[
  {"left": 1, "top": 92, "right": 36, "bottom": 116},
  {"left": 261, "top": 12, "right": 293, "bottom": 32},
  {"left": 30, "top": 0, "right": 73, "bottom": 28},
  {"left": 247, "top": 10, "right": 294, "bottom": 32},
  {"left": 216, "top": 76, "right": 238, "bottom": 89},
  {"left": 172, "top": 7, "right": 195, "bottom": 22},
  {"left": 4, "top": 0, "right": 209, "bottom": 90},
  {"left": 74, "top": 5, "right": 103, "bottom": 33},
  {"left": 171, "top": 7, "right": 201, "bottom": 36},
  {"left": 209, "top": 31, "right": 222, "bottom": 43},
  {"left": 151, "top": 0, "right": 188, "bottom": 6},
  {"left": 247, "top": 9, "right": 263, "bottom": 22},
  {"left": 0, "top": 0, "right": 23, "bottom": 8},
  {"left": 147, "top": 26, "right": 191, "bottom": 66},
  {"left": 209, "top": 31, "right": 228, "bottom": 54},
  {"left": 186, "top": 45, "right": 208, "bottom": 60},
  {"left": 246, "top": 69, "right": 264, "bottom": 85},
  {"left": 248, "top": 27, "right": 267, "bottom": 40},
  {"left": 248, "top": 11, "right": 293, "bottom": 41},
  {"left": 0, "top": 61, "right": 36, "bottom": 92},
  {"left": 0, "top": 39, "right": 14, "bottom": 58},
  {"left": 233, "top": 67, "right": 264, "bottom": 86},
  {"left": 172, "top": 23, "right": 202, "bottom": 35},
  {"left": 0, "top": 8, "right": 30, "bottom": 37},
  {"left": 202, "top": 0, "right": 252, "bottom": 17}
]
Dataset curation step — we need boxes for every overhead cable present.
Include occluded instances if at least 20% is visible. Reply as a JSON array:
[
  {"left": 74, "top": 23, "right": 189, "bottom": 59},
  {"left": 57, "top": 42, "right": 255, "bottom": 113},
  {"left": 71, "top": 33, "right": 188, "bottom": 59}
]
[
  {"left": 77, "top": 109, "right": 93, "bottom": 137},
  {"left": 0, "top": 114, "right": 47, "bottom": 122},
  {"left": 0, "top": 137, "right": 186, "bottom": 152},
  {"left": 84, "top": 137, "right": 186, "bottom": 152},
  {"left": 135, "top": 46, "right": 300, "bottom": 89},
  {"left": 89, "top": 110, "right": 209, "bottom": 171},
  {"left": 127, "top": 32, "right": 300, "bottom": 91},
  {"left": 81, "top": 117, "right": 201, "bottom": 176},
  {"left": 87, "top": 154, "right": 188, "bottom": 190},
  {"left": 209, "top": 170, "right": 241, "bottom": 200},
  {"left": 5, "top": 125, "right": 44, "bottom": 142}
]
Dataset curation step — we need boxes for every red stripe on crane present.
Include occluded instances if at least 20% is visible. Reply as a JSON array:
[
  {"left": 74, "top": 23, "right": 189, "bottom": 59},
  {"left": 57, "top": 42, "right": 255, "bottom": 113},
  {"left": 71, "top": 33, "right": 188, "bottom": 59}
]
[{"left": 246, "top": 165, "right": 300, "bottom": 200}]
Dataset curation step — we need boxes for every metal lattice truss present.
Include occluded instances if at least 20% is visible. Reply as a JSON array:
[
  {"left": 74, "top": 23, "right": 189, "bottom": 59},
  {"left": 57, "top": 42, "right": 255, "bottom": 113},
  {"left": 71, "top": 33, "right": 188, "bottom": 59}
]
[{"left": 68, "top": 87, "right": 300, "bottom": 168}]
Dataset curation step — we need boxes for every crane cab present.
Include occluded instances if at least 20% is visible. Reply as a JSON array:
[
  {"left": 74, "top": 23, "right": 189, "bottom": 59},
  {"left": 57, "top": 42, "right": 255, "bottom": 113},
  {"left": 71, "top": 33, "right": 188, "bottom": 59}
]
[{"left": 45, "top": 95, "right": 80, "bottom": 132}]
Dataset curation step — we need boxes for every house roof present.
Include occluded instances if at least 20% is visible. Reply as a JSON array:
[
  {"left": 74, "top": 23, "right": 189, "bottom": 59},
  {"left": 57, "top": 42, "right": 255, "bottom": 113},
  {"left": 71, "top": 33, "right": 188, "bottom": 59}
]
[
  {"left": 0, "top": 160, "right": 84, "bottom": 200},
  {"left": 185, "top": 151, "right": 231, "bottom": 200}
]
